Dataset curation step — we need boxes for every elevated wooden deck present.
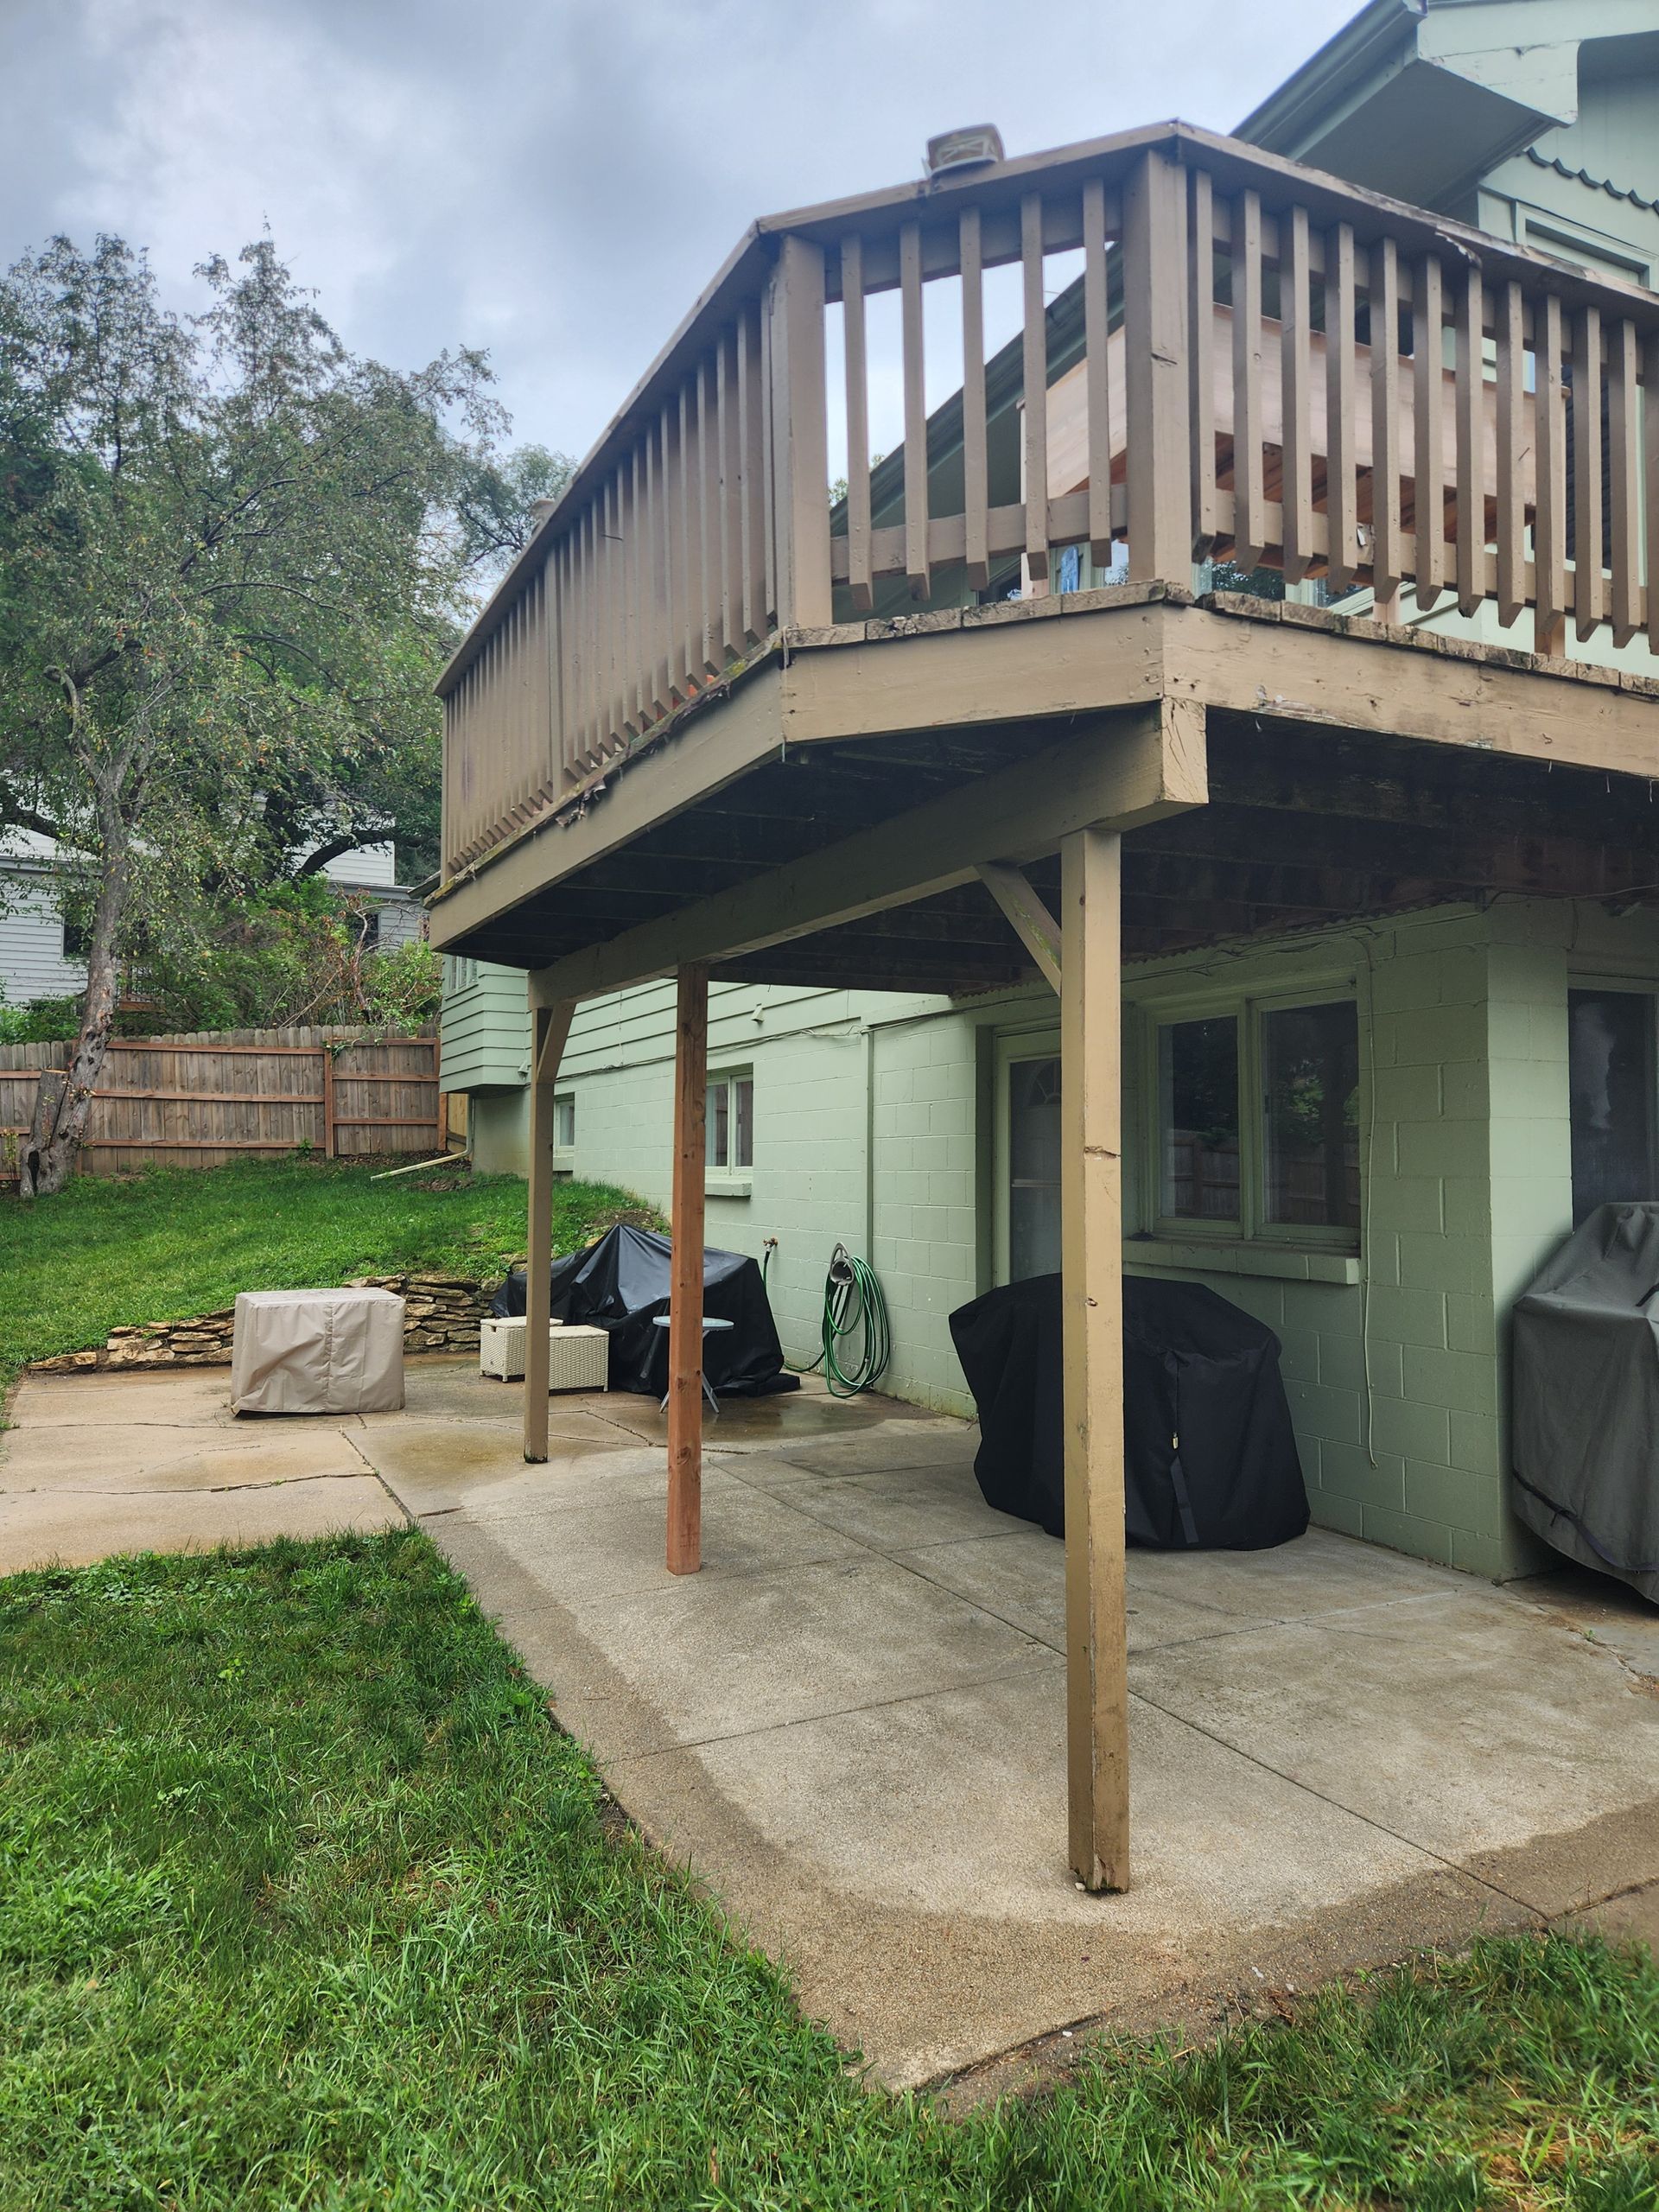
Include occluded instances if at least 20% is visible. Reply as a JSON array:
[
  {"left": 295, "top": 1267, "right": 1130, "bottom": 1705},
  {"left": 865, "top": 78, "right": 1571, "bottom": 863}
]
[
  {"left": 433, "top": 119, "right": 1659, "bottom": 996},
  {"left": 442, "top": 120, "right": 1659, "bottom": 1897}
]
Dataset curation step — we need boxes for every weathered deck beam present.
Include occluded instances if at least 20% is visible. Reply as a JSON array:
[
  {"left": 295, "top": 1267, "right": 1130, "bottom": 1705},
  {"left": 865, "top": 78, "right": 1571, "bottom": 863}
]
[
  {"left": 434, "top": 595, "right": 1659, "bottom": 969},
  {"left": 526, "top": 700, "right": 1205, "bottom": 1007}
]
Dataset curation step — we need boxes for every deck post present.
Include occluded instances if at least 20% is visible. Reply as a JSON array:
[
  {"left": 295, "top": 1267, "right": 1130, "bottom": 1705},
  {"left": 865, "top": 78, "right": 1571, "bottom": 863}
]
[
  {"left": 523, "top": 995, "right": 575, "bottom": 1465},
  {"left": 1122, "top": 147, "right": 1192, "bottom": 589},
  {"left": 1059, "top": 824, "right": 1130, "bottom": 1892},
  {"left": 668, "top": 963, "right": 709, "bottom": 1573}
]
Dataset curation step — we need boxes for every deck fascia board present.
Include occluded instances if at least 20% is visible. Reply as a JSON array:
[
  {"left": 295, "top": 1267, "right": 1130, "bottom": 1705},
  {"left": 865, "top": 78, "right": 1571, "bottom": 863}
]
[{"left": 431, "top": 594, "right": 1659, "bottom": 956}]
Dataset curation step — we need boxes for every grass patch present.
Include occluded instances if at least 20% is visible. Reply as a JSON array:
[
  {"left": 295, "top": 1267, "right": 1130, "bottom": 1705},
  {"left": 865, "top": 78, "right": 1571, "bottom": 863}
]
[
  {"left": 0, "top": 1157, "right": 653, "bottom": 1408},
  {"left": 2, "top": 1531, "right": 1656, "bottom": 2209}
]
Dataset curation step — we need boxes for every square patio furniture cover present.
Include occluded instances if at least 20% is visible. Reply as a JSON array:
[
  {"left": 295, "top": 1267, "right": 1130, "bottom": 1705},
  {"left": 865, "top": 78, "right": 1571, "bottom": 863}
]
[
  {"left": 231, "top": 1287, "right": 405, "bottom": 1415},
  {"left": 1512, "top": 1201, "right": 1659, "bottom": 1602},
  {"left": 949, "top": 1273, "right": 1308, "bottom": 1548}
]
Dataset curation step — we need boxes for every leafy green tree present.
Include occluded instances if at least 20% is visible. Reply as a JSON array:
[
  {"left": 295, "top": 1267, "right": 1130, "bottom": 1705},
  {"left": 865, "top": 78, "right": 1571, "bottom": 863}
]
[{"left": 0, "top": 233, "right": 536, "bottom": 1193}]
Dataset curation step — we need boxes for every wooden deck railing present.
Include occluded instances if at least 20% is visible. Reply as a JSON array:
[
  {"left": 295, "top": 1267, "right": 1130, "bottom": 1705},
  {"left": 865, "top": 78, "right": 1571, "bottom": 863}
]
[{"left": 439, "top": 124, "right": 1659, "bottom": 883}]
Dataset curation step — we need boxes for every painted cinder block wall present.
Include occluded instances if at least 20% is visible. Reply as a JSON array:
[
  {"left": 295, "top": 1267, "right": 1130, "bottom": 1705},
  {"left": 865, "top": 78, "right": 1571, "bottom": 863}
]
[{"left": 440, "top": 895, "right": 1659, "bottom": 1580}]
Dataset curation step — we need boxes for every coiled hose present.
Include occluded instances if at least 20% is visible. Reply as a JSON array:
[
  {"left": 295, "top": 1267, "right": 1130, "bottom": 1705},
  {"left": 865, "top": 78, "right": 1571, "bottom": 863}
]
[{"left": 764, "top": 1239, "right": 892, "bottom": 1397}]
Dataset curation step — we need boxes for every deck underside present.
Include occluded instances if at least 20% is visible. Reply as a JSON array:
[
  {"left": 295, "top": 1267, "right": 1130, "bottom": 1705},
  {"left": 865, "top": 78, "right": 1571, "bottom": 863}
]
[{"left": 432, "top": 592, "right": 1659, "bottom": 995}]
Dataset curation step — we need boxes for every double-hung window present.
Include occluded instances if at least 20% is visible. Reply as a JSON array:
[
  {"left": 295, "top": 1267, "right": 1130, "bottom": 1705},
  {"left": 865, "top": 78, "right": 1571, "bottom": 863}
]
[
  {"left": 706, "top": 1068, "right": 754, "bottom": 1188},
  {"left": 1150, "top": 993, "right": 1361, "bottom": 1245}
]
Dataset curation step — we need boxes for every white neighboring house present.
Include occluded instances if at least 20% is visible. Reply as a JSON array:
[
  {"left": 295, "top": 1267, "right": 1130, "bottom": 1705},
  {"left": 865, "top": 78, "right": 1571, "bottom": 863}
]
[
  {"left": 0, "top": 830, "right": 425, "bottom": 1014},
  {"left": 307, "top": 842, "right": 427, "bottom": 956},
  {"left": 0, "top": 829, "right": 89, "bottom": 1007}
]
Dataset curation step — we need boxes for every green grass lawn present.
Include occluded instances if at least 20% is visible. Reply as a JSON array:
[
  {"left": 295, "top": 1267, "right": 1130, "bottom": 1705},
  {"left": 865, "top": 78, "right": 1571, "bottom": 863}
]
[
  {"left": 2, "top": 1531, "right": 1655, "bottom": 2211},
  {"left": 0, "top": 1158, "right": 652, "bottom": 1411}
]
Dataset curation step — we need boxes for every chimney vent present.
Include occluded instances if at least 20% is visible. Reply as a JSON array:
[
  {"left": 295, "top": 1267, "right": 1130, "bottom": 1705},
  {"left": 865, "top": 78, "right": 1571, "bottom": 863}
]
[{"left": 925, "top": 124, "right": 1004, "bottom": 179}]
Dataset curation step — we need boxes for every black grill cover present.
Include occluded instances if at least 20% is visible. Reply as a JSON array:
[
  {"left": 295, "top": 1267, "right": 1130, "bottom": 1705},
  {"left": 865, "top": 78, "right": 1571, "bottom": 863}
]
[
  {"left": 494, "top": 1224, "right": 798, "bottom": 1399},
  {"left": 948, "top": 1273, "right": 1307, "bottom": 1548},
  {"left": 1511, "top": 1202, "right": 1659, "bottom": 1602}
]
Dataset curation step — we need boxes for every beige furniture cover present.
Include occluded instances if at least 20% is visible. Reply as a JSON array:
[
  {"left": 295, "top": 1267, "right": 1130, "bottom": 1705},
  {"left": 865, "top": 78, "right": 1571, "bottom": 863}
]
[{"left": 231, "top": 1287, "right": 405, "bottom": 1415}]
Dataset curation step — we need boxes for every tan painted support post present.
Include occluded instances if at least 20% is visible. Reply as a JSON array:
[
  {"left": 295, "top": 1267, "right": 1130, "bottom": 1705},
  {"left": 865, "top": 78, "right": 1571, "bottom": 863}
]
[
  {"left": 668, "top": 963, "right": 709, "bottom": 1573},
  {"left": 1059, "top": 825, "right": 1129, "bottom": 1893},
  {"left": 523, "top": 995, "right": 575, "bottom": 1465},
  {"left": 1122, "top": 147, "right": 1192, "bottom": 588}
]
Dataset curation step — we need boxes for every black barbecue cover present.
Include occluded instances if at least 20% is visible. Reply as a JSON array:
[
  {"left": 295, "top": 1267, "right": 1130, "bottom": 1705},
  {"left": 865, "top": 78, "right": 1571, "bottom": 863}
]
[
  {"left": 947, "top": 1273, "right": 1306, "bottom": 1548},
  {"left": 494, "top": 1224, "right": 798, "bottom": 1398}
]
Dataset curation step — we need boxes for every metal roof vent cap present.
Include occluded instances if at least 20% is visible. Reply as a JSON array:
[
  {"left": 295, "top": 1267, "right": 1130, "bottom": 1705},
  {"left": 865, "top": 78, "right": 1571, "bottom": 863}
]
[{"left": 925, "top": 124, "right": 1004, "bottom": 180}]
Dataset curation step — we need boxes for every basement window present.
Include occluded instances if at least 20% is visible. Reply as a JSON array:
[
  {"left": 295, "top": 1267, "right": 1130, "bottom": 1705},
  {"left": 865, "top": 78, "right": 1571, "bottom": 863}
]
[
  {"left": 553, "top": 1092, "right": 575, "bottom": 1156},
  {"left": 1148, "top": 994, "right": 1360, "bottom": 1246},
  {"left": 706, "top": 1068, "right": 754, "bottom": 1190}
]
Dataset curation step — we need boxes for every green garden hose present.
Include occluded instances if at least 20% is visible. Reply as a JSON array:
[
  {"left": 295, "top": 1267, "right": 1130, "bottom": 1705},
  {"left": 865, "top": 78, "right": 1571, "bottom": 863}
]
[{"left": 764, "top": 1240, "right": 892, "bottom": 1397}]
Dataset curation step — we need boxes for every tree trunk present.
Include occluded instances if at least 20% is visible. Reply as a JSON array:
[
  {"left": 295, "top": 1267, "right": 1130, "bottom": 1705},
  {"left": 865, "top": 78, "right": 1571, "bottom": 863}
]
[{"left": 22, "top": 821, "right": 130, "bottom": 1198}]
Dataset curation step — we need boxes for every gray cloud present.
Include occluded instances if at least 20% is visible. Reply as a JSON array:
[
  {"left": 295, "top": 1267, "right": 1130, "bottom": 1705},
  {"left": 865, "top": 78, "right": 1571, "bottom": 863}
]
[{"left": 1, "top": 0, "right": 1359, "bottom": 458}]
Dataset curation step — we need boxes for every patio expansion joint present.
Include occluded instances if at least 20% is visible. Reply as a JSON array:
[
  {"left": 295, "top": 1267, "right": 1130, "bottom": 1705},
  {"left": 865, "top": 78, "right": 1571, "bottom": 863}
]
[
  {"left": 339, "top": 1433, "right": 417, "bottom": 1527},
  {"left": 623, "top": 1650, "right": 1066, "bottom": 1759},
  {"left": 1123, "top": 1662, "right": 1550, "bottom": 1923}
]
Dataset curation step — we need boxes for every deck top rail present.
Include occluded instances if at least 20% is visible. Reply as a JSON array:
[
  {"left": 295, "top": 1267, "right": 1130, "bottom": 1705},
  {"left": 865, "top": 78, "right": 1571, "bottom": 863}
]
[{"left": 439, "top": 120, "right": 1659, "bottom": 885}]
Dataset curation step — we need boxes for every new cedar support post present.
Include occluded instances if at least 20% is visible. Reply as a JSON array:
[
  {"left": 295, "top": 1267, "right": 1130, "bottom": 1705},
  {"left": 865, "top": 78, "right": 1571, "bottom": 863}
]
[
  {"left": 668, "top": 963, "right": 709, "bottom": 1573},
  {"left": 1059, "top": 824, "right": 1130, "bottom": 1892},
  {"left": 524, "top": 996, "right": 575, "bottom": 1465}
]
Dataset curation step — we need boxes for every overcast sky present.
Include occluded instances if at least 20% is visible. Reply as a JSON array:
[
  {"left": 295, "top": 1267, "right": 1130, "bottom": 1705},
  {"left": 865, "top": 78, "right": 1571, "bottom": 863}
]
[{"left": 1, "top": 0, "right": 1360, "bottom": 463}]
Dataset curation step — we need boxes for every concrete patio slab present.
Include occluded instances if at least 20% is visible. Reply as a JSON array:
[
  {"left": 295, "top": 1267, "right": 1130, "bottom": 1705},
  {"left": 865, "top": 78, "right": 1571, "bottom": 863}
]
[
  {"left": 607, "top": 1683, "right": 1522, "bottom": 2085},
  {"left": 438, "top": 1477, "right": 869, "bottom": 1622},
  {"left": 351, "top": 1418, "right": 677, "bottom": 1516},
  {"left": 0, "top": 1424, "right": 372, "bottom": 1495},
  {"left": 1134, "top": 1586, "right": 1659, "bottom": 1864},
  {"left": 6, "top": 1369, "right": 262, "bottom": 1430},
  {"left": 774, "top": 1463, "right": 1028, "bottom": 1551},
  {"left": 0, "top": 1472, "right": 402, "bottom": 1572},
  {"left": 7, "top": 1351, "right": 1656, "bottom": 2089},
  {"left": 893, "top": 1527, "right": 1255, "bottom": 1655}
]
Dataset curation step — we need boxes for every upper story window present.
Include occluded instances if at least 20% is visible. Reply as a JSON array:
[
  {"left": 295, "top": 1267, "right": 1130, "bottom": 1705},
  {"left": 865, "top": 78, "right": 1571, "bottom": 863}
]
[
  {"left": 60, "top": 911, "right": 90, "bottom": 961},
  {"left": 1151, "top": 995, "right": 1360, "bottom": 1244},
  {"left": 706, "top": 1068, "right": 754, "bottom": 1185}
]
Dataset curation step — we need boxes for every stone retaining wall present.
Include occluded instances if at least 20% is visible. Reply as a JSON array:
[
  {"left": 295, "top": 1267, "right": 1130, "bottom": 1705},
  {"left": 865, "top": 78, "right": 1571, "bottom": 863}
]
[{"left": 27, "top": 1274, "right": 498, "bottom": 1374}]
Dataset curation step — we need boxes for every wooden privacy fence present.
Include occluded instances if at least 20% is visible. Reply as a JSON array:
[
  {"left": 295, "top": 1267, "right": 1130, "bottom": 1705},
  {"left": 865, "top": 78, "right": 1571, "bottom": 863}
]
[
  {"left": 439, "top": 122, "right": 1659, "bottom": 885},
  {"left": 0, "top": 1027, "right": 446, "bottom": 1180}
]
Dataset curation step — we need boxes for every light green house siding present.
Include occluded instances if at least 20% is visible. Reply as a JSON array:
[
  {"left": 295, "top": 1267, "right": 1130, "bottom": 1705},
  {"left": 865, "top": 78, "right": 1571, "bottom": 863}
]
[
  {"left": 440, "top": 961, "right": 534, "bottom": 1174},
  {"left": 448, "top": 897, "right": 1659, "bottom": 1583}
]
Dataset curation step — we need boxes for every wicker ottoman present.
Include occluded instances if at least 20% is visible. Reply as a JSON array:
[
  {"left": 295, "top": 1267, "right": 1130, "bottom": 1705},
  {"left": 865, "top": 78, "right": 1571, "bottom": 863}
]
[
  {"left": 480, "top": 1315, "right": 609, "bottom": 1391},
  {"left": 231, "top": 1287, "right": 405, "bottom": 1415}
]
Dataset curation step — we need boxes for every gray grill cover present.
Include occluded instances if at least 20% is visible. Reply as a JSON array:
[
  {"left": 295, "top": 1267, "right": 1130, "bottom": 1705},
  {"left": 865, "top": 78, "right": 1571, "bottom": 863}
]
[{"left": 1511, "top": 1203, "right": 1659, "bottom": 1602}]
